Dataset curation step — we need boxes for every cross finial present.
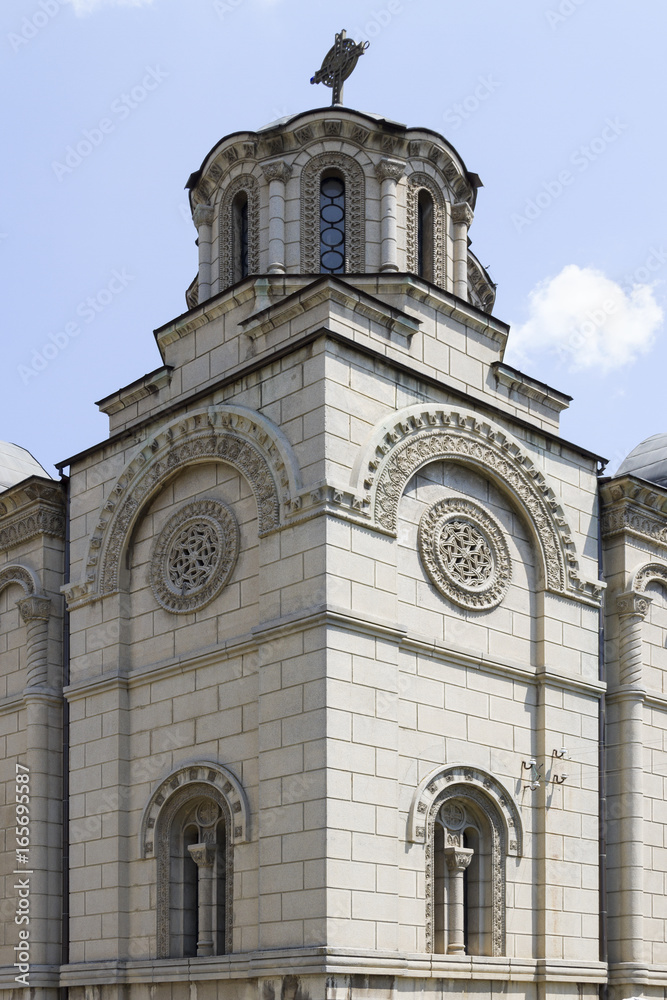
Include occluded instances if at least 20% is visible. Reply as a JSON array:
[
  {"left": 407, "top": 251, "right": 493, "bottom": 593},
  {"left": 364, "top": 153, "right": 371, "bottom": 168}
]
[{"left": 310, "top": 30, "right": 369, "bottom": 107}]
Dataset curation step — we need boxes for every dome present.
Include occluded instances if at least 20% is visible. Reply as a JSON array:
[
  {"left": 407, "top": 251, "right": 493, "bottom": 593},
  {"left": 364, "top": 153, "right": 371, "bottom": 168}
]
[
  {"left": 0, "top": 441, "right": 51, "bottom": 492},
  {"left": 616, "top": 433, "right": 667, "bottom": 488}
]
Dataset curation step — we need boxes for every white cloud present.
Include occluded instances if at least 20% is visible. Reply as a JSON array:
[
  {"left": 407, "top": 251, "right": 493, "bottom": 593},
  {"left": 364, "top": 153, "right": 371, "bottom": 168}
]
[
  {"left": 65, "top": 0, "right": 155, "bottom": 14},
  {"left": 506, "top": 264, "right": 663, "bottom": 374}
]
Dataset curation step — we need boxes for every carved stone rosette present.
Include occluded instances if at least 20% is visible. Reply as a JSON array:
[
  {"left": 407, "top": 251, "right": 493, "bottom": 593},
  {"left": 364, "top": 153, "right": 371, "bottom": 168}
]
[
  {"left": 150, "top": 499, "right": 240, "bottom": 614},
  {"left": 418, "top": 497, "right": 511, "bottom": 610}
]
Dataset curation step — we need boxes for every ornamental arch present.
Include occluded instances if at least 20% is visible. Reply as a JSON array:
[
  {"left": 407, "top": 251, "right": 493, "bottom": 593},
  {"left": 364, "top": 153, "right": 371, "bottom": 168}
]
[
  {"left": 408, "top": 764, "right": 522, "bottom": 957},
  {"left": 351, "top": 404, "right": 599, "bottom": 601},
  {"left": 140, "top": 761, "right": 249, "bottom": 959},
  {"left": 66, "top": 405, "right": 302, "bottom": 608}
]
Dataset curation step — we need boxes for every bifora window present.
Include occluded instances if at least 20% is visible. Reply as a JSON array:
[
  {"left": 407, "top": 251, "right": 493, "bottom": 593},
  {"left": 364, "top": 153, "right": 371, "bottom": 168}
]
[{"left": 320, "top": 173, "right": 345, "bottom": 273}]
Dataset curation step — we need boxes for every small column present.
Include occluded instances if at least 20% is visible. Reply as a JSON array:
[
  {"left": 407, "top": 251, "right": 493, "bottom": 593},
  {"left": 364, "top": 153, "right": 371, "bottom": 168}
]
[
  {"left": 188, "top": 843, "right": 216, "bottom": 957},
  {"left": 18, "top": 595, "right": 51, "bottom": 687},
  {"left": 262, "top": 160, "right": 292, "bottom": 274},
  {"left": 444, "top": 846, "right": 473, "bottom": 954},
  {"left": 451, "top": 202, "right": 474, "bottom": 300},
  {"left": 193, "top": 203, "right": 214, "bottom": 303},
  {"left": 614, "top": 590, "right": 651, "bottom": 966},
  {"left": 18, "top": 596, "right": 62, "bottom": 975},
  {"left": 375, "top": 158, "right": 405, "bottom": 273}
]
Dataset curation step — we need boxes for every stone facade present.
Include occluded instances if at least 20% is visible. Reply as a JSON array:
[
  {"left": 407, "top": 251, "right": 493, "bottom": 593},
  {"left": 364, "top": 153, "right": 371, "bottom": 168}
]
[{"left": 0, "top": 105, "right": 665, "bottom": 1000}]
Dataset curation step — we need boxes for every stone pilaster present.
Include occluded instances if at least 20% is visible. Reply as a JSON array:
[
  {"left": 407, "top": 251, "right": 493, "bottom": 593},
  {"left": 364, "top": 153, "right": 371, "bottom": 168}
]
[
  {"left": 452, "top": 202, "right": 474, "bottom": 300},
  {"left": 262, "top": 160, "right": 292, "bottom": 274},
  {"left": 375, "top": 158, "right": 405, "bottom": 272},
  {"left": 611, "top": 590, "right": 650, "bottom": 969},
  {"left": 193, "top": 203, "right": 214, "bottom": 302}
]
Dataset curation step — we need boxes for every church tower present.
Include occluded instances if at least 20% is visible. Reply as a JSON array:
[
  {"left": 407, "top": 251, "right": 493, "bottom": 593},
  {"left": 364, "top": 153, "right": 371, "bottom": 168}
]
[{"left": 18, "top": 31, "right": 667, "bottom": 1000}]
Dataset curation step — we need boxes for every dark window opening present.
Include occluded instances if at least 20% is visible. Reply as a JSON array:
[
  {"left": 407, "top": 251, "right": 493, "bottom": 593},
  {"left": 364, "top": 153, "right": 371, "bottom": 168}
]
[
  {"left": 320, "top": 174, "right": 345, "bottom": 274},
  {"left": 232, "top": 192, "right": 249, "bottom": 282},
  {"left": 417, "top": 189, "right": 434, "bottom": 282}
]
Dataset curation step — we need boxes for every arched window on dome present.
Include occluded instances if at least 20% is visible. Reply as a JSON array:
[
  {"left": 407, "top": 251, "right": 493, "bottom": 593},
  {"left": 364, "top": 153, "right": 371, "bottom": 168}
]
[
  {"left": 417, "top": 188, "right": 435, "bottom": 282},
  {"left": 232, "top": 190, "right": 249, "bottom": 283},
  {"left": 319, "top": 173, "right": 346, "bottom": 273}
]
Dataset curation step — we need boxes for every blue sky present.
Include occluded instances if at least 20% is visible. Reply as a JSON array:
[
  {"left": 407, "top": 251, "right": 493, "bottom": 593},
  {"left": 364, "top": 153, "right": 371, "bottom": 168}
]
[{"left": 2, "top": 0, "right": 665, "bottom": 477}]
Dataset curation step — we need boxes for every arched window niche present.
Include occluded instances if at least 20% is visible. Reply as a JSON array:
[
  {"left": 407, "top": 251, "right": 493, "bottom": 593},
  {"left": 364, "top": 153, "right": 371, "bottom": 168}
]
[
  {"left": 408, "top": 764, "right": 522, "bottom": 957},
  {"left": 218, "top": 175, "right": 259, "bottom": 292},
  {"left": 141, "top": 761, "right": 250, "bottom": 959},
  {"left": 231, "top": 190, "right": 249, "bottom": 283},
  {"left": 301, "top": 152, "right": 365, "bottom": 273},
  {"left": 406, "top": 173, "right": 446, "bottom": 289},
  {"left": 319, "top": 172, "right": 346, "bottom": 274}
]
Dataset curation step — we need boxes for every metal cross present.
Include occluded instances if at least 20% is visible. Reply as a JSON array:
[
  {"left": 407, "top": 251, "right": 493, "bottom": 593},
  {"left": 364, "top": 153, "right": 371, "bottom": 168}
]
[{"left": 310, "top": 30, "right": 369, "bottom": 106}]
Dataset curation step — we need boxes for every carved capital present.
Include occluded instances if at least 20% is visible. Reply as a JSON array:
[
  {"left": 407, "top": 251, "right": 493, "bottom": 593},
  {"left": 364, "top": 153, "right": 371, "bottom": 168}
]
[
  {"left": 17, "top": 595, "right": 51, "bottom": 623},
  {"left": 261, "top": 160, "right": 293, "bottom": 184},
  {"left": 193, "top": 204, "right": 214, "bottom": 229},
  {"left": 444, "top": 846, "right": 474, "bottom": 872},
  {"left": 374, "top": 157, "right": 405, "bottom": 183},
  {"left": 452, "top": 202, "right": 474, "bottom": 227},
  {"left": 187, "top": 843, "right": 216, "bottom": 869},
  {"left": 617, "top": 590, "right": 651, "bottom": 620}
]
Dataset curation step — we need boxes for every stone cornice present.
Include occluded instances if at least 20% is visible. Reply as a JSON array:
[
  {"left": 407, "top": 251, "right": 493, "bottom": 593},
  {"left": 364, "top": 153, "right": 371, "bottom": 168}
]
[
  {"left": 0, "top": 476, "right": 66, "bottom": 551},
  {"left": 491, "top": 362, "right": 572, "bottom": 414},
  {"left": 96, "top": 366, "right": 173, "bottom": 416},
  {"left": 600, "top": 474, "right": 667, "bottom": 547}
]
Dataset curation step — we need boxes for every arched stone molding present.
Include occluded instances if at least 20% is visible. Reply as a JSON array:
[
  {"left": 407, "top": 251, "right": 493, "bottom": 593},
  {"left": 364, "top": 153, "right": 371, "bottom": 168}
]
[
  {"left": 140, "top": 760, "right": 250, "bottom": 856},
  {"left": 0, "top": 565, "right": 52, "bottom": 687},
  {"left": 631, "top": 561, "right": 667, "bottom": 597},
  {"left": 406, "top": 171, "right": 447, "bottom": 288},
  {"left": 141, "top": 761, "right": 248, "bottom": 959},
  {"left": 408, "top": 763, "right": 522, "bottom": 855},
  {"left": 0, "top": 563, "right": 39, "bottom": 597},
  {"left": 301, "top": 151, "right": 366, "bottom": 273},
  {"left": 66, "top": 405, "right": 302, "bottom": 608},
  {"left": 409, "top": 764, "right": 522, "bottom": 957},
  {"left": 217, "top": 173, "right": 260, "bottom": 292},
  {"left": 351, "top": 404, "right": 600, "bottom": 601}
]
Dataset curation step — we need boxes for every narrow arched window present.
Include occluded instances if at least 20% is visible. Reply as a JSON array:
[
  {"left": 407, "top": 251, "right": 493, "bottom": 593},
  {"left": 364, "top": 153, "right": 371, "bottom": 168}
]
[
  {"left": 320, "top": 173, "right": 345, "bottom": 273},
  {"left": 417, "top": 189, "right": 434, "bottom": 282},
  {"left": 165, "top": 795, "right": 229, "bottom": 958},
  {"left": 433, "top": 798, "right": 494, "bottom": 957},
  {"left": 232, "top": 191, "right": 249, "bottom": 282}
]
